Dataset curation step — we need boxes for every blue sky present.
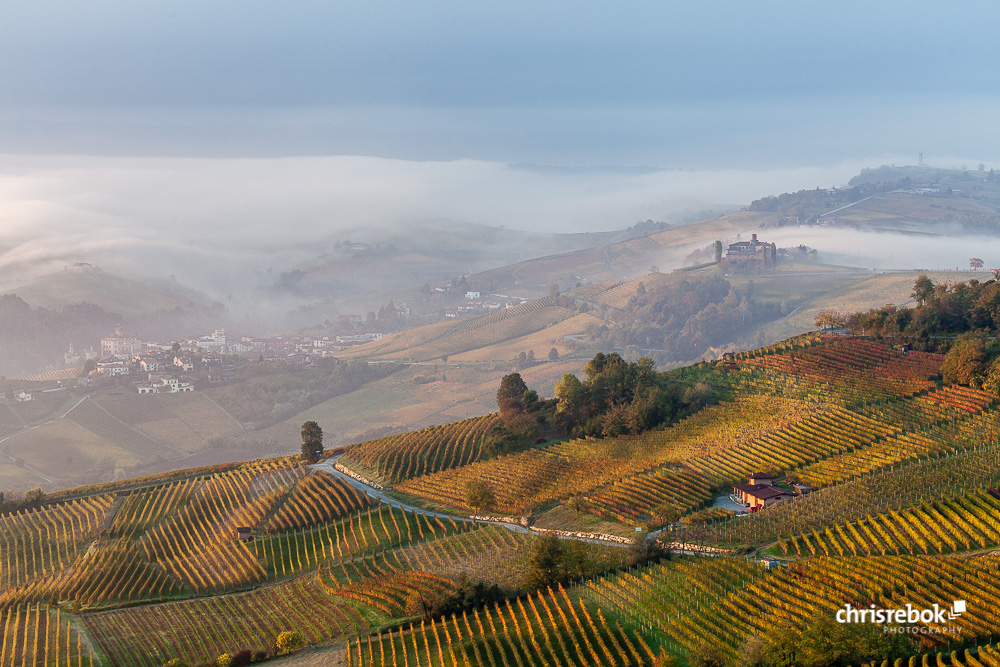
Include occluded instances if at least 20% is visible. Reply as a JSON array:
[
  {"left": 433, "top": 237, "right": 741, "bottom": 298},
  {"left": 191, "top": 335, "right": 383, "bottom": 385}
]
[{"left": 1, "top": 1, "right": 997, "bottom": 166}]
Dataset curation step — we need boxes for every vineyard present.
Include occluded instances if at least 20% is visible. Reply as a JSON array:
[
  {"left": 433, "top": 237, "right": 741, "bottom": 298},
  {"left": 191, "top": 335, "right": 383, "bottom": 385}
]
[
  {"left": 0, "top": 603, "right": 95, "bottom": 666},
  {"left": 343, "top": 584, "right": 652, "bottom": 667},
  {"left": 6, "top": 333, "right": 1000, "bottom": 666},
  {"left": 395, "top": 397, "right": 905, "bottom": 519},
  {"left": 252, "top": 505, "right": 475, "bottom": 580},
  {"left": 781, "top": 488, "right": 1000, "bottom": 556},
  {"left": 587, "top": 553, "right": 1000, "bottom": 661},
  {"left": 337, "top": 297, "right": 574, "bottom": 361},
  {"left": 264, "top": 472, "right": 372, "bottom": 533},
  {"left": 66, "top": 398, "right": 176, "bottom": 461},
  {"left": 84, "top": 574, "right": 364, "bottom": 667},
  {"left": 395, "top": 396, "right": 822, "bottom": 514},
  {"left": 737, "top": 337, "right": 943, "bottom": 402},
  {"left": 682, "top": 441, "right": 1000, "bottom": 548},
  {"left": 339, "top": 414, "right": 501, "bottom": 485}
]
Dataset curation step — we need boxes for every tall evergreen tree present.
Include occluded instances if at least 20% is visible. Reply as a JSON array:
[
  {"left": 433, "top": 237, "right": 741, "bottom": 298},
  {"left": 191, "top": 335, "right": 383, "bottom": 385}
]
[{"left": 300, "top": 420, "right": 323, "bottom": 463}]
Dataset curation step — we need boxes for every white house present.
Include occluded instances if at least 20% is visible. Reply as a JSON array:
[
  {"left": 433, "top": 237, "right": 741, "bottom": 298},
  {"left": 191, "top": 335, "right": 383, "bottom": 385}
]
[
  {"left": 136, "top": 376, "right": 195, "bottom": 394},
  {"left": 97, "top": 360, "right": 130, "bottom": 376},
  {"left": 139, "top": 358, "right": 160, "bottom": 372},
  {"left": 465, "top": 291, "right": 481, "bottom": 300}
]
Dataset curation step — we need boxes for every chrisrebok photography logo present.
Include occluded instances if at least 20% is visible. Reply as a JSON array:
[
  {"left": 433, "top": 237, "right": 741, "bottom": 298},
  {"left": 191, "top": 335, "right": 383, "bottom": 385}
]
[{"left": 836, "top": 600, "right": 967, "bottom": 635}]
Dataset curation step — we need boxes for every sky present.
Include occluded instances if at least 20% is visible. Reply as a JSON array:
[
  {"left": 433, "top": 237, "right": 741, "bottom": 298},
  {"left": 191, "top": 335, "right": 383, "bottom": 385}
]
[
  {"left": 1, "top": 1, "right": 999, "bottom": 288},
  {"left": 1, "top": 1, "right": 998, "bottom": 166}
]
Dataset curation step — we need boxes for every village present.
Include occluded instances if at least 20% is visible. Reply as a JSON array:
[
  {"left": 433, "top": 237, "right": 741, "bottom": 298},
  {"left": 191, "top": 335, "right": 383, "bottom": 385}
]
[{"left": 55, "top": 325, "right": 389, "bottom": 396}]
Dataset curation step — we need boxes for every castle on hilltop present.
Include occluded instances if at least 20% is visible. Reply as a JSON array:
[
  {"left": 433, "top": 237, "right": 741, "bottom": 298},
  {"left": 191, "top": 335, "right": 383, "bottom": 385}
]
[{"left": 726, "top": 234, "right": 777, "bottom": 270}]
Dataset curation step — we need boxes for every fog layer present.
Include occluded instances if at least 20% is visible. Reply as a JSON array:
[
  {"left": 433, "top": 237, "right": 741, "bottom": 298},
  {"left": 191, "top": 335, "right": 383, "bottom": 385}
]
[{"left": 0, "top": 154, "right": 870, "bottom": 294}]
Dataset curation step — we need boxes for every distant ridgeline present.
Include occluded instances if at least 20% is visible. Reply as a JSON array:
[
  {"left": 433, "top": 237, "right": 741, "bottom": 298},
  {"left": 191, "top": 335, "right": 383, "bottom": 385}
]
[
  {"left": 8, "top": 310, "right": 1000, "bottom": 665},
  {"left": 750, "top": 165, "right": 1000, "bottom": 232}
]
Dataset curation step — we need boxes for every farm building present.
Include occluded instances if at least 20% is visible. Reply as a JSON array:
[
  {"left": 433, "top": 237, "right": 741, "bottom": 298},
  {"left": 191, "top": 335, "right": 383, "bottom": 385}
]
[{"left": 733, "top": 472, "right": 794, "bottom": 510}]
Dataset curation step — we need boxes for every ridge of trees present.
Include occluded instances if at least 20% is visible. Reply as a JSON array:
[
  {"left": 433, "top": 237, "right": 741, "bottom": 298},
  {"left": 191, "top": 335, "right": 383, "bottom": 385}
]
[{"left": 586, "top": 277, "right": 781, "bottom": 365}]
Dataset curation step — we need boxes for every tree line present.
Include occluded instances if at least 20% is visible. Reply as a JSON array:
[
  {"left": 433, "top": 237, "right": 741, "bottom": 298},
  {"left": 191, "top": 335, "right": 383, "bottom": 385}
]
[{"left": 587, "top": 277, "right": 781, "bottom": 364}]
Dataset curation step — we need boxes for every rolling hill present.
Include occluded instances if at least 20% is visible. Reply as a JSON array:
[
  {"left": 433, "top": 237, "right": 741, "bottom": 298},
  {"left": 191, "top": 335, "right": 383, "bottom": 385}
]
[
  {"left": 0, "top": 391, "right": 248, "bottom": 491},
  {"left": 3, "top": 333, "right": 1000, "bottom": 666}
]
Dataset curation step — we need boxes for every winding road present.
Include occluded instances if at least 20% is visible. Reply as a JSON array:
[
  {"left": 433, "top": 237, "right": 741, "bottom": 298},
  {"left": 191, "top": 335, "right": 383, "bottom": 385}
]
[{"left": 313, "top": 454, "right": 652, "bottom": 548}]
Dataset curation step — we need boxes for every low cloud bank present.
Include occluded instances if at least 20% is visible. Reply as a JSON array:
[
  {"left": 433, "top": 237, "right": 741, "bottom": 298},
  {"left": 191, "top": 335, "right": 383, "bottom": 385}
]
[{"left": 0, "top": 154, "right": 871, "bottom": 293}]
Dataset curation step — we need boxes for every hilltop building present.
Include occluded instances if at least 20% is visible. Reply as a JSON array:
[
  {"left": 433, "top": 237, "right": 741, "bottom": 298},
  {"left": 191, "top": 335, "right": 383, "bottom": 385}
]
[
  {"left": 726, "top": 234, "right": 777, "bottom": 269},
  {"left": 64, "top": 344, "right": 98, "bottom": 367},
  {"left": 100, "top": 327, "right": 142, "bottom": 359}
]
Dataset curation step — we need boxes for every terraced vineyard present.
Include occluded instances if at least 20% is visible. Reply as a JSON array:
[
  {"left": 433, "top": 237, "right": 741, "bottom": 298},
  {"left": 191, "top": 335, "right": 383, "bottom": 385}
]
[
  {"left": 85, "top": 574, "right": 364, "bottom": 667},
  {"left": 344, "top": 584, "right": 651, "bottom": 667},
  {"left": 265, "top": 472, "right": 372, "bottom": 533},
  {"left": 396, "top": 398, "right": 898, "bottom": 518},
  {"left": 252, "top": 505, "right": 474, "bottom": 579},
  {"left": 0, "top": 494, "right": 114, "bottom": 594},
  {"left": 782, "top": 488, "right": 1000, "bottom": 556},
  {"left": 588, "top": 554, "right": 1000, "bottom": 661},
  {"left": 395, "top": 396, "right": 823, "bottom": 514},
  {"left": 0, "top": 603, "right": 96, "bottom": 666},
  {"left": 796, "top": 405, "right": 1000, "bottom": 487},
  {"left": 739, "top": 337, "right": 943, "bottom": 401},
  {"left": 339, "top": 414, "right": 502, "bottom": 485},
  {"left": 686, "top": 441, "right": 1000, "bottom": 548},
  {"left": 585, "top": 467, "right": 715, "bottom": 526}
]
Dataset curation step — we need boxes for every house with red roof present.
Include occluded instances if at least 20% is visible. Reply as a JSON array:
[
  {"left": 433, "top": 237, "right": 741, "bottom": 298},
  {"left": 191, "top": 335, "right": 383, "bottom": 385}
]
[{"left": 733, "top": 472, "right": 794, "bottom": 510}]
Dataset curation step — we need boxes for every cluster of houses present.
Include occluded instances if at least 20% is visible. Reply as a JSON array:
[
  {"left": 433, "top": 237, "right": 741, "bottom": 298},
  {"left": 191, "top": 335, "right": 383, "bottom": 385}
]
[
  {"left": 79, "top": 325, "right": 385, "bottom": 395},
  {"left": 444, "top": 291, "right": 525, "bottom": 320}
]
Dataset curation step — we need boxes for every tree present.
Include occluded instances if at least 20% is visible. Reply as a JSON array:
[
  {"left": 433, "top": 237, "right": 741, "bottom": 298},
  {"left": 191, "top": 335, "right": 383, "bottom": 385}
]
[
  {"left": 523, "top": 534, "right": 565, "bottom": 589},
  {"left": 653, "top": 501, "right": 681, "bottom": 530},
  {"left": 813, "top": 310, "right": 845, "bottom": 331},
  {"left": 548, "top": 283, "right": 560, "bottom": 298},
  {"left": 300, "top": 421, "right": 323, "bottom": 463},
  {"left": 714, "top": 240, "right": 723, "bottom": 263},
  {"left": 941, "top": 335, "right": 990, "bottom": 388},
  {"left": 548, "top": 347, "right": 559, "bottom": 361},
  {"left": 465, "top": 480, "right": 494, "bottom": 513},
  {"left": 567, "top": 495, "right": 590, "bottom": 514},
  {"left": 982, "top": 357, "right": 1000, "bottom": 395},
  {"left": 82, "top": 358, "right": 96, "bottom": 375},
  {"left": 405, "top": 589, "right": 450, "bottom": 621},
  {"left": 497, "top": 372, "right": 529, "bottom": 416},
  {"left": 737, "top": 634, "right": 767, "bottom": 667},
  {"left": 911, "top": 275, "right": 935, "bottom": 306},
  {"left": 970, "top": 257, "right": 985, "bottom": 271},
  {"left": 275, "top": 631, "right": 304, "bottom": 655},
  {"left": 689, "top": 639, "right": 726, "bottom": 667}
]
